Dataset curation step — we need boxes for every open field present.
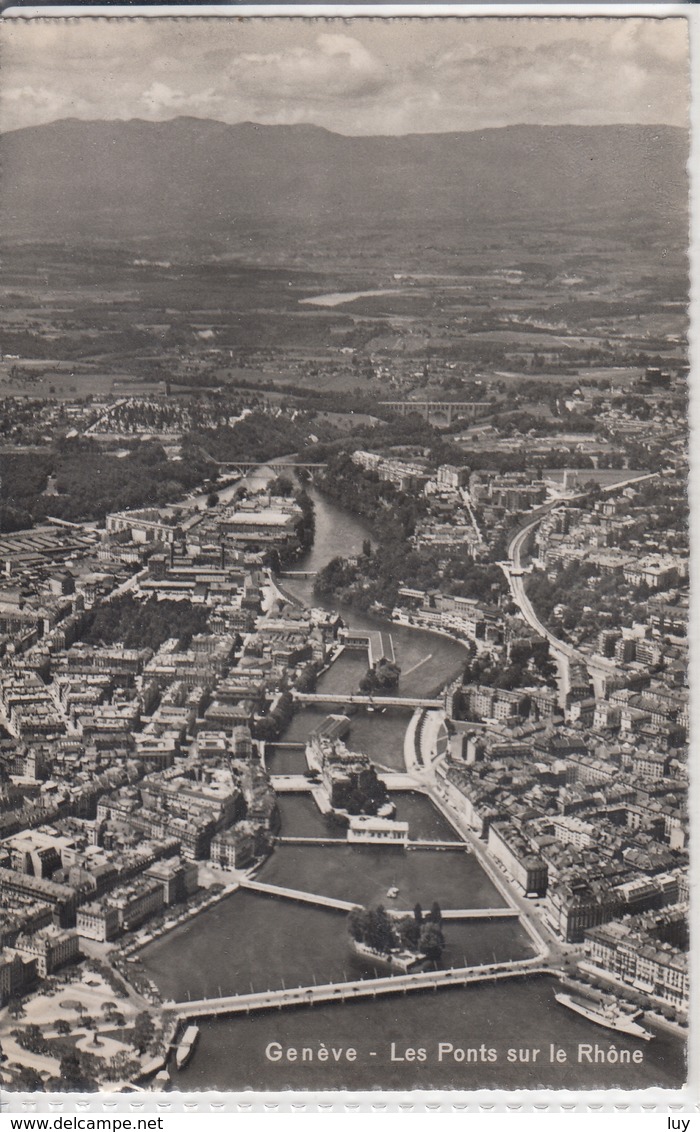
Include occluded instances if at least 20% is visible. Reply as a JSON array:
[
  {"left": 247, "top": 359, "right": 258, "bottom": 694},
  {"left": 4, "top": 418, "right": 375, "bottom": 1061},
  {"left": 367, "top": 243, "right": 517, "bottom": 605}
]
[{"left": 0, "top": 213, "right": 687, "bottom": 408}]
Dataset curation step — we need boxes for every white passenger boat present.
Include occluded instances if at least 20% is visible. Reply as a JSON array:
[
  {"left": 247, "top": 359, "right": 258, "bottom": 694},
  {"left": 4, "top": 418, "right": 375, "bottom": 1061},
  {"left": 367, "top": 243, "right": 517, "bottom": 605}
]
[
  {"left": 554, "top": 992, "right": 654, "bottom": 1041},
  {"left": 175, "top": 1025, "right": 200, "bottom": 1069}
]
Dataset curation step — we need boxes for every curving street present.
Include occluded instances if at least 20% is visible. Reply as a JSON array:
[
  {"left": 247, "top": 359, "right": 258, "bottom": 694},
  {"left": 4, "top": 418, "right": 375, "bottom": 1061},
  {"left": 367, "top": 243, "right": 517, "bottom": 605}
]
[{"left": 504, "top": 515, "right": 577, "bottom": 707}]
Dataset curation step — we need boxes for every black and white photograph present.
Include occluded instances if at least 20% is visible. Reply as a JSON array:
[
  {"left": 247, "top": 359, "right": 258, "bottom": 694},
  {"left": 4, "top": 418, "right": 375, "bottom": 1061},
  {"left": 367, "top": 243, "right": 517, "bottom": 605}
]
[{"left": 0, "top": 8, "right": 692, "bottom": 1099}]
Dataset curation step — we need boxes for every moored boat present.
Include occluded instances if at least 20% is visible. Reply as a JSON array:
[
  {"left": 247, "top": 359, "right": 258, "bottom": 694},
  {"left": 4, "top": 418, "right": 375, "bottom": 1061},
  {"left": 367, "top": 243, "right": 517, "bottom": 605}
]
[
  {"left": 554, "top": 991, "right": 654, "bottom": 1041},
  {"left": 175, "top": 1024, "right": 200, "bottom": 1069}
]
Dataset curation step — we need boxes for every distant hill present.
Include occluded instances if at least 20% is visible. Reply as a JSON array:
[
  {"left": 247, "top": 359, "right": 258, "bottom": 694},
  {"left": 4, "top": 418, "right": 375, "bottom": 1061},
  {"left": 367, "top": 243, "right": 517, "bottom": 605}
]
[{"left": 0, "top": 117, "right": 688, "bottom": 243}]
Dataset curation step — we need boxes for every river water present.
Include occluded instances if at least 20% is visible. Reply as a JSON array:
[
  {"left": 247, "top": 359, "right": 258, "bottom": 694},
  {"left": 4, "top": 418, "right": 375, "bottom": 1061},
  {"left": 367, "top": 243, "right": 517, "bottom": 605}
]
[
  {"left": 173, "top": 976, "right": 685, "bottom": 1091},
  {"left": 285, "top": 486, "right": 469, "bottom": 699},
  {"left": 141, "top": 478, "right": 686, "bottom": 1091},
  {"left": 299, "top": 289, "right": 403, "bottom": 308}
]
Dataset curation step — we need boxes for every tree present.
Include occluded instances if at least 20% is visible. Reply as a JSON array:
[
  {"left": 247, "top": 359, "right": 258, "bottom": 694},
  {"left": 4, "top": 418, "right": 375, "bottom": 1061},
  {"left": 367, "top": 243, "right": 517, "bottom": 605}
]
[
  {"left": 7, "top": 996, "right": 25, "bottom": 1020},
  {"left": 367, "top": 906, "right": 395, "bottom": 955},
  {"left": 362, "top": 538, "right": 372, "bottom": 559},
  {"left": 18, "top": 1025, "right": 47, "bottom": 1054},
  {"left": 59, "top": 1051, "right": 83, "bottom": 1085},
  {"left": 132, "top": 1011, "right": 156, "bottom": 1055},
  {"left": 15, "top": 1066, "right": 44, "bottom": 1091},
  {"left": 344, "top": 787, "right": 366, "bottom": 816},
  {"left": 414, "top": 903, "right": 423, "bottom": 926},
  {"left": 360, "top": 659, "right": 401, "bottom": 695},
  {"left": 56, "top": 1019, "right": 72, "bottom": 1036},
  {"left": 348, "top": 905, "right": 396, "bottom": 955},
  {"left": 269, "top": 475, "right": 295, "bottom": 497},
  {"left": 347, "top": 907, "right": 371, "bottom": 943},
  {"left": 206, "top": 491, "right": 219, "bottom": 507},
  {"left": 419, "top": 922, "right": 446, "bottom": 961},
  {"left": 429, "top": 901, "right": 443, "bottom": 926},
  {"left": 397, "top": 916, "right": 420, "bottom": 950}
]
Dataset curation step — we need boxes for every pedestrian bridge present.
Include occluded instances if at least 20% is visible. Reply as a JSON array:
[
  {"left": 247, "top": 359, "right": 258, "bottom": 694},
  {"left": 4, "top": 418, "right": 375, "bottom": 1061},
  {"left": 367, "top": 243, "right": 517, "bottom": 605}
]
[
  {"left": 169, "top": 959, "right": 550, "bottom": 1020},
  {"left": 240, "top": 878, "right": 357, "bottom": 912},
  {"left": 237, "top": 878, "right": 518, "bottom": 923}
]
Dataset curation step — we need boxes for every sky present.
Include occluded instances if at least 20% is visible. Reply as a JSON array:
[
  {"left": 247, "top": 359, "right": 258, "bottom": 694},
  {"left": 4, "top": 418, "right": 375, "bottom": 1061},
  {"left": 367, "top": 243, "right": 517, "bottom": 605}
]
[{"left": 0, "top": 15, "right": 690, "bottom": 135}]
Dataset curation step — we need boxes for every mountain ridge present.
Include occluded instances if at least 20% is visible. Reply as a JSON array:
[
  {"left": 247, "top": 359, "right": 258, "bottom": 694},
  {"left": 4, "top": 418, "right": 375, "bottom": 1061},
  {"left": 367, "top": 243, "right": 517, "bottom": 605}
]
[
  {"left": 1, "top": 117, "right": 687, "bottom": 243},
  {"left": 1, "top": 114, "right": 686, "bottom": 138}
]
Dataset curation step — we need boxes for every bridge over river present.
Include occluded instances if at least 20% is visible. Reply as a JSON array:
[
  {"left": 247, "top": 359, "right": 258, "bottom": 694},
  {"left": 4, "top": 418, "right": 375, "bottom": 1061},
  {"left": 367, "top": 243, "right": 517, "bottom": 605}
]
[
  {"left": 269, "top": 772, "right": 418, "bottom": 792},
  {"left": 293, "top": 692, "right": 442, "bottom": 709},
  {"left": 237, "top": 878, "right": 518, "bottom": 923},
  {"left": 169, "top": 959, "right": 550, "bottom": 1020},
  {"left": 275, "top": 836, "right": 470, "bottom": 852},
  {"left": 216, "top": 460, "right": 327, "bottom": 473}
]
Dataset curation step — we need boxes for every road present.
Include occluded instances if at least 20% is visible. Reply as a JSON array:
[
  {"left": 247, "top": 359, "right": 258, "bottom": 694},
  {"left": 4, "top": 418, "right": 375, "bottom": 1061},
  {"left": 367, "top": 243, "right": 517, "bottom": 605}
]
[
  {"left": 505, "top": 517, "right": 575, "bottom": 707},
  {"left": 501, "top": 470, "right": 663, "bottom": 706}
]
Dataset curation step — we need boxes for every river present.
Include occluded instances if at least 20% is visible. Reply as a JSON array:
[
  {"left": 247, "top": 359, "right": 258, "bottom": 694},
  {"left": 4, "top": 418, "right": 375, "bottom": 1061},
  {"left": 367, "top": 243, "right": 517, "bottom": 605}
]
[
  {"left": 284, "top": 485, "right": 470, "bottom": 698},
  {"left": 299, "top": 289, "right": 403, "bottom": 308},
  {"left": 172, "top": 976, "right": 685, "bottom": 1091},
  {"left": 141, "top": 474, "right": 686, "bottom": 1091}
]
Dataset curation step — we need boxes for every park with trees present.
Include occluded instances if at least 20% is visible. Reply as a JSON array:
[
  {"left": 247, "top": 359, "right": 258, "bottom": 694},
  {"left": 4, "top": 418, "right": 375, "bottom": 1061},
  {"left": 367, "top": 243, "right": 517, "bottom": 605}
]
[{"left": 347, "top": 901, "right": 446, "bottom": 967}]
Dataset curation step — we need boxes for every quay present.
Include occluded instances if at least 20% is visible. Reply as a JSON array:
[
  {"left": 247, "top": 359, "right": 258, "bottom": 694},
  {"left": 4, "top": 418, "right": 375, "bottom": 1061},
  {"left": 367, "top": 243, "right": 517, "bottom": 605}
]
[{"left": 169, "top": 959, "right": 553, "bottom": 1020}]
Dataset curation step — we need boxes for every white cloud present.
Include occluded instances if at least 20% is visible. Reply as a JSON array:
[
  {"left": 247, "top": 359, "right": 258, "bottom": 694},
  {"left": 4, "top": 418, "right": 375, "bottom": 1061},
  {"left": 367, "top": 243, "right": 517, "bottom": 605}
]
[
  {"left": 140, "top": 81, "right": 218, "bottom": 115},
  {"left": 229, "top": 32, "right": 389, "bottom": 103},
  {"left": 0, "top": 17, "right": 689, "bottom": 135},
  {"left": 1, "top": 84, "right": 91, "bottom": 125}
]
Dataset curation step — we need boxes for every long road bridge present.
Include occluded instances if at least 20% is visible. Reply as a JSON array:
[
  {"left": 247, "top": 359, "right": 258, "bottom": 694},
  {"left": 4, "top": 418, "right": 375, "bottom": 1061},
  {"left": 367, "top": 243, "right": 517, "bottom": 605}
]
[
  {"left": 275, "top": 836, "right": 473, "bottom": 853},
  {"left": 269, "top": 773, "right": 421, "bottom": 792},
  {"left": 292, "top": 691, "right": 443, "bottom": 709},
  {"left": 169, "top": 959, "right": 550, "bottom": 1020}
]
